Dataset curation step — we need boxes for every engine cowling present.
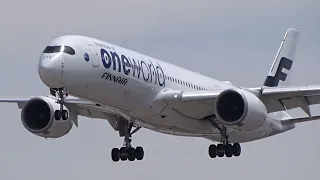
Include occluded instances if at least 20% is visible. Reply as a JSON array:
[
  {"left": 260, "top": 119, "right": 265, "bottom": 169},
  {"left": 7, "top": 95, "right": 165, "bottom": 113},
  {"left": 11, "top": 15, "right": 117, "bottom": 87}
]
[
  {"left": 21, "top": 96, "right": 74, "bottom": 138},
  {"left": 215, "top": 88, "right": 267, "bottom": 130}
]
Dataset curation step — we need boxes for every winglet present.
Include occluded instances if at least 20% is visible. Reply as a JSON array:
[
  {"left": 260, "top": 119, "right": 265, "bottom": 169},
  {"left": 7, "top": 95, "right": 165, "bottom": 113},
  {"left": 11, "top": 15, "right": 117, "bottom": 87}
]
[{"left": 261, "top": 28, "right": 300, "bottom": 91}]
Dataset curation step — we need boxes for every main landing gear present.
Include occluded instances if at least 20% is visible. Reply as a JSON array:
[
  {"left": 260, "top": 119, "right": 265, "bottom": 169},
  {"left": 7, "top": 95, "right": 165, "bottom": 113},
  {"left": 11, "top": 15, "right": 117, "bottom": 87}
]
[
  {"left": 50, "top": 88, "right": 69, "bottom": 121},
  {"left": 111, "top": 118, "right": 144, "bottom": 162},
  {"left": 208, "top": 118, "right": 242, "bottom": 158},
  {"left": 208, "top": 142, "right": 241, "bottom": 158}
]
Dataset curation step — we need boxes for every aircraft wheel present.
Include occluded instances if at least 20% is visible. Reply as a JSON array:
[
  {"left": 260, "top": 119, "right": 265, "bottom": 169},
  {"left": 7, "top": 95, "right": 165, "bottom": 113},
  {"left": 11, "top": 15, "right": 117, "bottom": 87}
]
[
  {"left": 62, "top": 110, "right": 68, "bottom": 120},
  {"left": 225, "top": 144, "right": 233, "bottom": 157},
  {"left": 127, "top": 147, "right": 136, "bottom": 161},
  {"left": 111, "top": 148, "right": 120, "bottom": 162},
  {"left": 232, "top": 143, "right": 241, "bottom": 157},
  {"left": 54, "top": 110, "right": 61, "bottom": 120},
  {"left": 119, "top": 147, "right": 127, "bottom": 161},
  {"left": 217, "top": 144, "right": 225, "bottom": 157},
  {"left": 208, "top": 144, "right": 217, "bottom": 158},
  {"left": 135, "top": 146, "right": 144, "bottom": 160}
]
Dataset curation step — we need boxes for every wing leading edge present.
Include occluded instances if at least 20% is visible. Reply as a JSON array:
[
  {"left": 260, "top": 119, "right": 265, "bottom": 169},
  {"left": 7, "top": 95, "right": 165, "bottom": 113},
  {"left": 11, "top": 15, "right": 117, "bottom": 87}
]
[{"left": 0, "top": 96, "right": 95, "bottom": 108}]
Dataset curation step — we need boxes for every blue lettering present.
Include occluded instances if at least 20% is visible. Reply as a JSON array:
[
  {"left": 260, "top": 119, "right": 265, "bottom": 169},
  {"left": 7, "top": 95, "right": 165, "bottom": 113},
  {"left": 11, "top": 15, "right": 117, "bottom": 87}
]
[
  {"left": 101, "top": 49, "right": 112, "bottom": 69},
  {"left": 156, "top": 62, "right": 165, "bottom": 86},
  {"left": 130, "top": 59, "right": 141, "bottom": 78},
  {"left": 141, "top": 61, "right": 150, "bottom": 82},
  {"left": 148, "top": 59, "right": 157, "bottom": 85},
  {"left": 121, "top": 55, "right": 131, "bottom": 75},
  {"left": 110, "top": 51, "right": 121, "bottom": 72},
  {"left": 99, "top": 46, "right": 165, "bottom": 87},
  {"left": 101, "top": 72, "right": 127, "bottom": 86}
]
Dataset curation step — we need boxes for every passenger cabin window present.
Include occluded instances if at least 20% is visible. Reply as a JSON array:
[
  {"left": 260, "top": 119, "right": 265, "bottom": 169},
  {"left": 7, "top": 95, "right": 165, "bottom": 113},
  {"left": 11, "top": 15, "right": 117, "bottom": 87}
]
[
  {"left": 162, "top": 74, "right": 207, "bottom": 91},
  {"left": 43, "top": 45, "right": 75, "bottom": 55}
]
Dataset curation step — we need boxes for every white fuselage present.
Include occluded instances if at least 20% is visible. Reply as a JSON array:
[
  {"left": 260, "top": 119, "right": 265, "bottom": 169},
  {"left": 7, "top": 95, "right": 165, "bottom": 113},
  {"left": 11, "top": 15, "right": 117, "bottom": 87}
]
[{"left": 38, "top": 35, "right": 294, "bottom": 143}]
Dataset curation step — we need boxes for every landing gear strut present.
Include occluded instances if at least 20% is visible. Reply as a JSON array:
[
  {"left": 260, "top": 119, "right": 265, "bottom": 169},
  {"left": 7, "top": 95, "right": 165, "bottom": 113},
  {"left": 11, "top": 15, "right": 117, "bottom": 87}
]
[
  {"left": 208, "top": 118, "right": 241, "bottom": 158},
  {"left": 111, "top": 118, "right": 143, "bottom": 162},
  {"left": 50, "top": 88, "right": 69, "bottom": 121}
]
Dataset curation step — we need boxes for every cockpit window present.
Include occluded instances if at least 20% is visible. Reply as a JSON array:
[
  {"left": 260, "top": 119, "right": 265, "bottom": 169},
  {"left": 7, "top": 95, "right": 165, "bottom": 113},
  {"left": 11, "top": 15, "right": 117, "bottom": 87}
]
[
  {"left": 63, "top": 46, "right": 75, "bottom": 55},
  {"left": 43, "top": 46, "right": 61, "bottom": 53},
  {"left": 43, "top": 45, "right": 75, "bottom": 55}
]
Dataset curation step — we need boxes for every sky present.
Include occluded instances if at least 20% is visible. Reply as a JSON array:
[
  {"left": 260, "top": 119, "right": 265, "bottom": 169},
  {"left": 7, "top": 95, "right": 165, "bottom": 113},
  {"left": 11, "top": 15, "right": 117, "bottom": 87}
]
[{"left": 0, "top": 0, "right": 319, "bottom": 179}]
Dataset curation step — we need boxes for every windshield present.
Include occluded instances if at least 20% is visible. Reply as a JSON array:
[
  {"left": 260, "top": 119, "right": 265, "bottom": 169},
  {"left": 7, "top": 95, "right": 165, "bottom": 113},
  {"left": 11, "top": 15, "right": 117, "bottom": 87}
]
[{"left": 43, "top": 45, "right": 75, "bottom": 55}]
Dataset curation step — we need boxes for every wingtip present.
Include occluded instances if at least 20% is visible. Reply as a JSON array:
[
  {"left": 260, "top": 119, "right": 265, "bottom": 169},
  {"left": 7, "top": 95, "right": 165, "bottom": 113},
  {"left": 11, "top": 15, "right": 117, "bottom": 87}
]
[
  {"left": 287, "top": 28, "right": 299, "bottom": 33},
  {"left": 285, "top": 28, "right": 300, "bottom": 39}
]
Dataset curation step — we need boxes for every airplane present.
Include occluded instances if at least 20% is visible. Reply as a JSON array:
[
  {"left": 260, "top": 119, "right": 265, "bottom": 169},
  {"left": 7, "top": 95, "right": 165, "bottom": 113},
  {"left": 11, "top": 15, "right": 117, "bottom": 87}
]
[{"left": 1, "top": 28, "right": 320, "bottom": 162}]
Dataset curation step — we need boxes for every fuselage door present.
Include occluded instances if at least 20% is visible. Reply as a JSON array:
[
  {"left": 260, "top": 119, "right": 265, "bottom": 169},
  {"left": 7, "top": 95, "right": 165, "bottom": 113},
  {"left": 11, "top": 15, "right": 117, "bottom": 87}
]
[{"left": 87, "top": 44, "right": 99, "bottom": 67}]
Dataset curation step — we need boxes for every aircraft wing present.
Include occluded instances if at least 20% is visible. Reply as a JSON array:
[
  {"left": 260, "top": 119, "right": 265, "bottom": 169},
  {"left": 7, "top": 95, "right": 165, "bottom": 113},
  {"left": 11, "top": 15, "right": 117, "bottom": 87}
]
[
  {"left": 2, "top": 84, "right": 320, "bottom": 127},
  {"left": 247, "top": 85, "right": 320, "bottom": 115},
  {"left": 0, "top": 96, "right": 129, "bottom": 128},
  {"left": 157, "top": 86, "right": 320, "bottom": 124},
  {"left": 157, "top": 89, "right": 224, "bottom": 120}
]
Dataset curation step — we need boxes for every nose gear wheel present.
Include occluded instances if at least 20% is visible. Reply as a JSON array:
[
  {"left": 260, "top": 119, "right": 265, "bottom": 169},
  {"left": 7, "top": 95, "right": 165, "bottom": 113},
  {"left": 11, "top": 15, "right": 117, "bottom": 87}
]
[{"left": 50, "top": 88, "right": 69, "bottom": 121}]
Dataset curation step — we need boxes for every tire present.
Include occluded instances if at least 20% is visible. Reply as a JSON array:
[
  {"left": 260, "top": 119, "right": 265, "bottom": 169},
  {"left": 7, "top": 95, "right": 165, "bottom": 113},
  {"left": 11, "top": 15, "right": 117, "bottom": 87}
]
[
  {"left": 62, "top": 110, "right": 68, "bottom": 120},
  {"left": 208, "top": 144, "right": 217, "bottom": 158},
  {"left": 232, "top": 143, "right": 241, "bottom": 157},
  {"left": 225, "top": 144, "right": 233, "bottom": 158},
  {"left": 135, "top": 146, "right": 144, "bottom": 160},
  {"left": 119, "top": 147, "right": 127, "bottom": 161},
  {"left": 217, "top": 144, "right": 225, "bottom": 157},
  {"left": 111, "top": 148, "right": 120, "bottom": 162},
  {"left": 54, "top": 110, "right": 61, "bottom": 120},
  {"left": 127, "top": 147, "right": 136, "bottom": 161}
]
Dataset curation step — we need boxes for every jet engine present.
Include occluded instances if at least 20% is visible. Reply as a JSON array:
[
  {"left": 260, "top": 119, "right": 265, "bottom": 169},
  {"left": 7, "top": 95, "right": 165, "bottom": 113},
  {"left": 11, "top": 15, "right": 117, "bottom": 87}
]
[
  {"left": 215, "top": 88, "right": 267, "bottom": 130},
  {"left": 21, "top": 96, "right": 75, "bottom": 138}
]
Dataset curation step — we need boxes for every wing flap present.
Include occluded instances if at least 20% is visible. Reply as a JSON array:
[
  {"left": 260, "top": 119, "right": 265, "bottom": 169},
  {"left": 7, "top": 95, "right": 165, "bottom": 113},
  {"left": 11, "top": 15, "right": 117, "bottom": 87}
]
[
  {"left": 280, "top": 97, "right": 312, "bottom": 116},
  {"left": 259, "top": 85, "right": 320, "bottom": 98},
  {"left": 248, "top": 86, "right": 320, "bottom": 113},
  {"left": 281, "top": 115, "right": 320, "bottom": 125}
]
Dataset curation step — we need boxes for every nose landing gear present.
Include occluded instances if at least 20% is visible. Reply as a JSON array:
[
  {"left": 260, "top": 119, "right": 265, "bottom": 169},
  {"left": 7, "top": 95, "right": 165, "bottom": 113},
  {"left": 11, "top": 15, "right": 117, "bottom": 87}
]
[{"left": 50, "top": 88, "right": 69, "bottom": 121}]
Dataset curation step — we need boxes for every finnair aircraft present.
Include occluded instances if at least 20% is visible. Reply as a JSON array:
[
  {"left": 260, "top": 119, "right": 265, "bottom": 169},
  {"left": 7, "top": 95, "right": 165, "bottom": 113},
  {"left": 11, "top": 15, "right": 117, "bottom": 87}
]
[{"left": 2, "top": 28, "right": 320, "bottom": 162}]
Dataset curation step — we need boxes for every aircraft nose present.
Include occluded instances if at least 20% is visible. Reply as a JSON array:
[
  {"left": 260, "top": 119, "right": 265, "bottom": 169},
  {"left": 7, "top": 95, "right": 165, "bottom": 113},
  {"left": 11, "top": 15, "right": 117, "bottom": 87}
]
[{"left": 38, "top": 53, "right": 64, "bottom": 88}]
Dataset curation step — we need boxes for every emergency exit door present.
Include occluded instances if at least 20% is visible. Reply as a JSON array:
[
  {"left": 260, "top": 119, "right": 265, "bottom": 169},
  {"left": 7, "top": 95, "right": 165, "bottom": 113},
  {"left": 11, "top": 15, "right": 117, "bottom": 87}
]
[{"left": 87, "top": 44, "right": 99, "bottom": 67}]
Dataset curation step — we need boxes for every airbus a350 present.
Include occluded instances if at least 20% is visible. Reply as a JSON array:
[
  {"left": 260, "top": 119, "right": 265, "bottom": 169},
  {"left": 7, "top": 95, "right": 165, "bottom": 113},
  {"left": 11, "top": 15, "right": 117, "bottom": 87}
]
[{"left": 2, "top": 28, "right": 319, "bottom": 162}]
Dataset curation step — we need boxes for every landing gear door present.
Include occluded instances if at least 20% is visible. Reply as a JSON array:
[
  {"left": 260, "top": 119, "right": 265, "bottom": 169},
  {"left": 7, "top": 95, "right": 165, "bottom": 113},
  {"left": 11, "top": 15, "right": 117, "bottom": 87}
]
[{"left": 87, "top": 44, "right": 99, "bottom": 67}]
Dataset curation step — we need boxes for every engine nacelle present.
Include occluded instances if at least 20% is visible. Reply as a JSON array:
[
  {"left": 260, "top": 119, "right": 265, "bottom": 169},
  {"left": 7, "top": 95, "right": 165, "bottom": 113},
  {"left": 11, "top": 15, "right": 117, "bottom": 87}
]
[
  {"left": 21, "top": 96, "right": 74, "bottom": 138},
  {"left": 215, "top": 88, "right": 267, "bottom": 130}
]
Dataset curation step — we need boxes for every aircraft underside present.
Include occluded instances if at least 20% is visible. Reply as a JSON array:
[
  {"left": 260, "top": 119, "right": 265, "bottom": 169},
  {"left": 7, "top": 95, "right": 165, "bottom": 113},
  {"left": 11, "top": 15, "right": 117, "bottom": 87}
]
[
  {"left": 48, "top": 87, "right": 291, "bottom": 162},
  {"left": 14, "top": 82, "right": 297, "bottom": 163}
]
